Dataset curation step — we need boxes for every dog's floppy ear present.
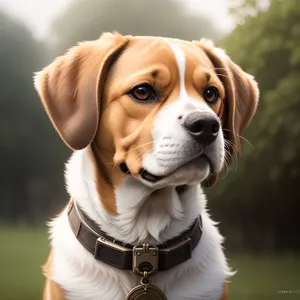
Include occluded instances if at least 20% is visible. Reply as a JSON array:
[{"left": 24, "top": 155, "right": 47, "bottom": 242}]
[
  {"left": 195, "top": 39, "right": 259, "bottom": 187},
  {"left": 34, "top": 32, "right": 128, "bottom": 150},
  {"left": 196, "top": 39, "right": 259, "bottom": 162}
]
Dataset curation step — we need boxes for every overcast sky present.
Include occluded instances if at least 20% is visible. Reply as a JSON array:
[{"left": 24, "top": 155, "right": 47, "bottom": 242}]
[{"left": 0, "top": 0, "right": 235, "bottom": 39}]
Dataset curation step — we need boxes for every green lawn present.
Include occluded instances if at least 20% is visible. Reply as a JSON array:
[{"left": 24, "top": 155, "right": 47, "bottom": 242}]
[
  {"left": 227, "top": 254, "right": 300, "bottom": 300},
  {"left": 0, "top": 227, "right": 299, "bottom": 300},
  {"left": 0, "top": 226, "right": 49, "bottom": 300}
]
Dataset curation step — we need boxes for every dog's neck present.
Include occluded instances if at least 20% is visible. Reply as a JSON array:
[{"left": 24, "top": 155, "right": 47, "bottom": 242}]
[{"left": 65, "top": 147, "right": 206, "bottom": 245}]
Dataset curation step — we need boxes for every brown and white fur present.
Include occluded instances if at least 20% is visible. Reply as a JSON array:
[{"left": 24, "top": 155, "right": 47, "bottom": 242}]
[{"left": 34, "top": 33, "right": 258, "bottom": 300}]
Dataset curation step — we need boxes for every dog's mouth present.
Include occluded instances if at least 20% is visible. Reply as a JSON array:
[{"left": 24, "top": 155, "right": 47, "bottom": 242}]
[
  {"left": 139, "top": 154, "right": 212, "bottom": 183},
  {"left": 140, "top": 169, "right": 165, "bottom": 183},
  {"left": 119, "top": 163, "right": 165, "bottom": 183},
  {"left": 120, "top": 155, "right": 213, "bottom": 184}
]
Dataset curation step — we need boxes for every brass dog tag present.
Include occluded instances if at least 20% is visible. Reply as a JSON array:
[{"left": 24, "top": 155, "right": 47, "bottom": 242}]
[
  {"left": 125, "top": 282, "right": 167, "bottom": 300},
  {"left": 127, "top": 244, "right": 167, "bottom": 299}
]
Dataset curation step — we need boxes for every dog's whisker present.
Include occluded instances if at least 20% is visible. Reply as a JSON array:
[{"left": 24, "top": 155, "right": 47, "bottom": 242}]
[
  {"left": 222, "top": 149, "right": 232, "bottom": 178},
  {"left": 127, "top": 142, "right": 153, "bottom": 154},
  {"left": 238, "top": 136, "right": 253, "bottom": 149},
  {"left": 223, "top": 128, "right": 253, "bottom": 149},
  {"left": 141, "top": 148, "right": 155, "bottom": 160},
  {"left": 224, "top": 148, "right": 231, "bottom": 163},
  {"left": 224, "top": 140, "right": 238, "bottom": 171},
  {"left": 221, "top": 165, "right": 229, "bottom": 180},
  {"left": 224, "top": 139, "right": 238, "bottom": 158}
]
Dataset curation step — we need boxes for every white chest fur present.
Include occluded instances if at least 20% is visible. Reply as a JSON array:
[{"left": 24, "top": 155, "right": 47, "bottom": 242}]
[{"left": 48, "top": 149, "right": 232, "bottom": 300}]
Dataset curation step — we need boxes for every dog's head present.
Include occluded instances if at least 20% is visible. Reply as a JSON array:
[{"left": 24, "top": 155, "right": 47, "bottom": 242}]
[{"left": 34, "top": 33, "right": 258, "bottom": 214}]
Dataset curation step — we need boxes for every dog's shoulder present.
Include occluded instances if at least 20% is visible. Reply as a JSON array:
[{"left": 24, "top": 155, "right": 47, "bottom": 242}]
[{"left": 43, "top": 250, "right": 65, "bottom": 300}]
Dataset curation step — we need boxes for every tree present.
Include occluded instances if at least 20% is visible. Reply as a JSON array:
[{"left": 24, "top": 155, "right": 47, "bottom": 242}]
[
  {"left": 51, "top": 0, "right": 221, "bottom": 55},
  {"left": 228, "top": 0, "right": 270, "bottom": 23},
  {"left": 0, "top": 11, "right": 68, "bottom": 222},
  {"left": 208, "top": 0, "right": 300, "bottom": 252}
]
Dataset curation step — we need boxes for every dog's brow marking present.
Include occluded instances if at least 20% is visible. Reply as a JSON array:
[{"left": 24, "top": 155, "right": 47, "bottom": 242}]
[{"left": 166, "top": 42, "right": 188, "bottom": 99}]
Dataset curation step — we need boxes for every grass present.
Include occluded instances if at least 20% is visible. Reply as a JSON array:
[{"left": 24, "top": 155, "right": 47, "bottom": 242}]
[
  {"left": 227, "top": 254, "right": 300, "bottom": 300},
  {"left": 0, "top": 226, "right": 49, "bottom": 300},
  {"left": 0, "top": 227, "right": 299, "bottom": 300}
]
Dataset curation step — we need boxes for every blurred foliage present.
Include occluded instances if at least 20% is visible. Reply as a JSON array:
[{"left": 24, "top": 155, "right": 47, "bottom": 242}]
[
  {"left": 228, "top": 0, "right": 270, "bottom": 22},
  {"left": 50, "top": 0, "right": 221, "bottom": 55},
  {"left": 0, "top": 11, "right": 69, "bottom": 223},
  {"left": 208, "top": 0, "right": 300, "bottom": 252}
]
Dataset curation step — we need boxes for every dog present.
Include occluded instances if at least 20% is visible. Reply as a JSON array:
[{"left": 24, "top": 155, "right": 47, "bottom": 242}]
[{"left": 34, "top": 32, "right": 258, "bottom": 300}]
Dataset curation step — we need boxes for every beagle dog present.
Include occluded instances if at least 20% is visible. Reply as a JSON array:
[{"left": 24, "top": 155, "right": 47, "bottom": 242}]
[{"left": 34, "top": 33, "right": 258, "bottom": 300}]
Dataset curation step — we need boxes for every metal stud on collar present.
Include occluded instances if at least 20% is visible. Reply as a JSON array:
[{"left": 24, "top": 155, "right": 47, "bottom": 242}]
[
  {"left": 127, "top": 250, "right": 167, "bottom": 300},
  {"left": 133, "top": 244, "right": 158, "bottom": 277}
]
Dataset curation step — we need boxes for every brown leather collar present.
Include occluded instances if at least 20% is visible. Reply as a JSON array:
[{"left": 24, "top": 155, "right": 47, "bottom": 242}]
[{"left": 68, "top": 200, "right": 202, "bottom": 275}]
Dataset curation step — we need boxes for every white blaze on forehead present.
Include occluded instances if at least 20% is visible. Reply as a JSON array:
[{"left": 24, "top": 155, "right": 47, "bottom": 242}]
[
  {"left": 166, "top": 42, "right": 188, "bottom": 99},
  {"left": 164, "top": 41, "right": 214, "bottom": 114}
]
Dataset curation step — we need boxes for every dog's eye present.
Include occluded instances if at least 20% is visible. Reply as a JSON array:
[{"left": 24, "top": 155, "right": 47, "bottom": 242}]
[
  {"left": 129, "top": 83, "right": 157, "bottom": 102},
  {"left": 204, "top": 86, "right": 219, "bottom": 104}
]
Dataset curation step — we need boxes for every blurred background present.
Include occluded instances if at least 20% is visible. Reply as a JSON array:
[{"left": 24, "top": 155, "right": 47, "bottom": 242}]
[{"left": 0, "top": 0, "right": 299, "bottom": 299}]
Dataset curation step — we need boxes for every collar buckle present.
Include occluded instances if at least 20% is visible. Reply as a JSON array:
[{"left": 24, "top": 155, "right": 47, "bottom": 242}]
[{"left": 133, "top": 244, "right": 158, "bottom": 277}]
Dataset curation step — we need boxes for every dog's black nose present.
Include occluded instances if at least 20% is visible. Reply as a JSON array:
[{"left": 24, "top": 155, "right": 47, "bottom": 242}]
[{"left": 184, "top": 112, "right": 220, "bottom": 145}]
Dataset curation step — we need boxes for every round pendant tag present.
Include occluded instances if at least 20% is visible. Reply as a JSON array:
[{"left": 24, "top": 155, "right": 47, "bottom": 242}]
[{"left": 125, "top": 284, "right": 167, "bottom": 300}]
